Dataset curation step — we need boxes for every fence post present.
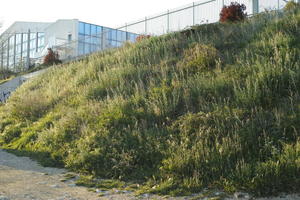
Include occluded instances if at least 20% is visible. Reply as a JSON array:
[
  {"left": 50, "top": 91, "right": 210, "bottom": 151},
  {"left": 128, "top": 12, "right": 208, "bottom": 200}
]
[
  {"left": 0, "top": 42, "right": 3, "bottom": 68},
  {"left": 26, "top": 29, "right": 30, "bottom": 70},
  {"left": 13, "top": 33, "right": 16, "bottom": 70},
  {"left": 6, "top": 37, "right": 9, "bottom": 69},
  {"left": 145, "top": 17, "right": 147, "bottom": 34},
  {"left": 193, "top": 2, "right": 195, "bottom": 26},
  {"left": 167, "top": 10, "right": 170, "bottom": 33},
  {"left": 252, "top": 0, "right": 259, "bottom": 14}
]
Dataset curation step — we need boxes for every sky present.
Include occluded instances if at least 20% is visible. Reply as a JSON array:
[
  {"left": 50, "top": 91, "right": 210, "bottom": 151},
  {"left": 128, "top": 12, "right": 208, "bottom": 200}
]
[{"left": 0, "top": 0, "right": 194, "bottom": 33}]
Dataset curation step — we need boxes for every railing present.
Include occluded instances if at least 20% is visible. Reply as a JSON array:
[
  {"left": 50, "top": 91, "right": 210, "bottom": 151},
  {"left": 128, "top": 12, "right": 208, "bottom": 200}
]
[{"left": 115, "top": 0, "right": 290, "bottom": 35}]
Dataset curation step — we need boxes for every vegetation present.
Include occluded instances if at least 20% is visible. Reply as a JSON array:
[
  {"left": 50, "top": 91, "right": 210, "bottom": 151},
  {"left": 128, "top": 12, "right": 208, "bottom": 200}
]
[
  {"left": 0, "top": 7, "right": 300, "bottom": 197},
  {"left": 43, "top": 48, "right": 62, "bottom": 66},
  {"left": 136, "top": 35, "right": 151, "bottom": 42},
  {"left": 220, "top": 2, "right": 247, "bottom": 23},
  {"left": 284, "top": 0, "right": 300, "bottom": 12},
  {"left": 0, "top": 69, "right": 16, "bottom": 84}
]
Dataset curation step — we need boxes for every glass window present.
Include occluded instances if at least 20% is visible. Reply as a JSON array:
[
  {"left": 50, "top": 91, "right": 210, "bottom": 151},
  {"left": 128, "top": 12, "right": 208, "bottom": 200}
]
[
  {"left": 15, "top": 54, "right": 21, "bottom": 62},
  {"left": 78, "top": 42, "right": 84, "bottom": 55},
  {"left": 9, "top": 37, "right": 14, "bottom": 47},
  {"left": 91, "top": 25, "right": 97, "bottom": 36},
  {"left": 79, "top": 22, "right": 85, "bottom": 34},
  {"left": 79, "top": 34, "right": 85, "bottom": 42},
  {"left": 111, "top": 29, "right": 117, "bottom": 41},
  {"left": 116, "top": 30, "right": 122, "bottom": 41},
  {"left": 38, "top": 37, "right": 45, "bottom": 47},
  {"left": 85, "top": 35, "right": 91, "bottom": 44},
  {"left": 85, "top": 23, "right": 91, "bottom": 35},
  {"left": 9, "top": 56, "right": 14, "bottom": 66},
  {"left": 30, "top": 40, "right": 36, "bottom": 50},
  {"left": 116, "top": 42, "right": 122, "bottom": 47},
  {"left": 16, "top": 44, "right": 21, "bottom": 53},
  {"left": 38, "top": 32, "right": 45, "bottom": 38},
  {"left": 105, "top": 28, "right": 111, "bottom": 40},
  {"left": 68, "top": 34, "right": 72, "bottom": 41},
  {"left": 96, "top": 26, "right": 102, "bottom": 35},
  {"left": 91, "top": 37, "right": 100, "bottom": 45},
  {"left": 130, "top": 34, "right": 137, "bottom": 42},
  {"left": 30, "top": 49, "right": 35, "bottom": 57},
  {"left": 84, "top": 43, "right": 90, "bottom": 54},
  {"left": 22, "top": 41, "right": 28, "bottom": 50},
  {"left": 22, "top": 50, "right": 27, "bottom": 58},
  {"left": 22, "top": 33, "right": 28, "bottom": 42},
  {"left": 111, "top": 40, "right": 117, "bottom": 47},
  {"left": 16, "top": 34, "right": 22, "bottom": 44},
  {"left": 38, "top": 46, "right": 44, "bottom": 53},
  {"left": 91, "top": 44, "right": 97, "bottom": 52},
  {"left": 121, "top": 31, "right": 127, "bottom": 41},
  {"left": 30, "top": 33, "right": 36, "bottom": 39}
]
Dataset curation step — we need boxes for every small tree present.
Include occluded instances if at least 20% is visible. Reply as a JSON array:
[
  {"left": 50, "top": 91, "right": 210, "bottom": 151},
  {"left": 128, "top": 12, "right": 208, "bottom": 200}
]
[
  {"left": 219, "top": 2, "right": 247, "bottom": 23},
  {"left": 43, "top": 48, "right": 62, "bottom": 66}
]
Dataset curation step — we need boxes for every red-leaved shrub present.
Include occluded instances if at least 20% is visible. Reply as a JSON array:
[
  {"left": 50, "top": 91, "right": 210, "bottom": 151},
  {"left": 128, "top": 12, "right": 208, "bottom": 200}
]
[
  {"left": 219, "top": 2, "right": 247, "bottom": 23},
  {"left": 135, "top": 35, "right": 151, "bottom": 42},
  {"left": 43, "top": 48, "right": 62, "bottom": 66}
]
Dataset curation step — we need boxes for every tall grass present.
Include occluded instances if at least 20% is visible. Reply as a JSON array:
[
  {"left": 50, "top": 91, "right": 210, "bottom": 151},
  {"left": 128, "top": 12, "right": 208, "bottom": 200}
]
[{"left": 0, "top": 9, "right": 300, "bottom": 196}]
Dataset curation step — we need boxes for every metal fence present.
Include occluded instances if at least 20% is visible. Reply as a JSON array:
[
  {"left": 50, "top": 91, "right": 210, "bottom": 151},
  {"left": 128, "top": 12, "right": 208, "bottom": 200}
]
[{"left": 116, "top": 0, "right": 290, "bottom": 35}]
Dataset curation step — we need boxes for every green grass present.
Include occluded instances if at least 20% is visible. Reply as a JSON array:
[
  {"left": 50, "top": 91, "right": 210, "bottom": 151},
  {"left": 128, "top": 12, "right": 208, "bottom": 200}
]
[{"left": 0, "top": 8, "right": 300, "bottom": 197}]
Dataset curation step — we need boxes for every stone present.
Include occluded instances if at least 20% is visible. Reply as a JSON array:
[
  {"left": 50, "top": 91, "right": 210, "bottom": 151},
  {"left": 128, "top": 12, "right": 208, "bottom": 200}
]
[
  {"left": 234, "top": 192, "right": 251, "bottom": 200},
  {"left": 50, "top": 184, "right": 60, "bottom": 188},
  {"left": 0, "top": 196, "right": 9, "bottom": 200}
]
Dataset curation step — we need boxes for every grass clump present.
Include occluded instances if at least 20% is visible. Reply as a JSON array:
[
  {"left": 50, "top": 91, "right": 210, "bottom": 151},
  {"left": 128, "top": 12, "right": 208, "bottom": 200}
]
[
  {"left": 178, "top": 43, "right": 220, "bottom": 73},
  {"left": 0, "top": 8, "right": 300, "bottom": 197}
]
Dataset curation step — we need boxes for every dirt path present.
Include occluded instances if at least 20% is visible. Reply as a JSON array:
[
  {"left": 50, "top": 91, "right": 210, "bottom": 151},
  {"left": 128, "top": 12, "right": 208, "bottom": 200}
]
[
  {"left": 1, "top": 149, "right": 299, "bottom": 200},
  {"left": 0, "top": 149, "right": 102, "bottom": 200}
]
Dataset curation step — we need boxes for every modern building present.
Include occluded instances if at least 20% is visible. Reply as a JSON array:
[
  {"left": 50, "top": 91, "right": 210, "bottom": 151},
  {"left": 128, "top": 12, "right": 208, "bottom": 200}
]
[{"left": 0, "top": 19, "right": 139, "bottom": 71}]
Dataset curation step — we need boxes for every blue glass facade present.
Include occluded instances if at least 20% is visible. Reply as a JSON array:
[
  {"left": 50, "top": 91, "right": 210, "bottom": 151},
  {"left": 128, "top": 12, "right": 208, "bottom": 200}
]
[
  {"left": 0, "top": 32, "right": 45, "bottom": 70},
  {"left": 78, "top": 21, "right": 139, "bottom": 56}
]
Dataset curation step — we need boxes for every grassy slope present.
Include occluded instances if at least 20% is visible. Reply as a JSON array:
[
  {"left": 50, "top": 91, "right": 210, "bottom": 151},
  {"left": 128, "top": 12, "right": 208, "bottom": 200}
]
[{"left": 0, "top": 9, "right": 300, "bottom": 196}]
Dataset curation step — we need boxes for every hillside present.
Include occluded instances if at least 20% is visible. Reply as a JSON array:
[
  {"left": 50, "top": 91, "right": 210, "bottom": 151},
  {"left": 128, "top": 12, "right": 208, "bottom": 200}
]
[{"left": 0, "top": 8, "right": 300, "bottom": 196}]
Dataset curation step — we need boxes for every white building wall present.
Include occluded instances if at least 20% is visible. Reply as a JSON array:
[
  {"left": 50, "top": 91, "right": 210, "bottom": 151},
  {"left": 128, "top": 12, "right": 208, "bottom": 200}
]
[{"left": 44, "top": 19, "right": 79, "bottom": 59}]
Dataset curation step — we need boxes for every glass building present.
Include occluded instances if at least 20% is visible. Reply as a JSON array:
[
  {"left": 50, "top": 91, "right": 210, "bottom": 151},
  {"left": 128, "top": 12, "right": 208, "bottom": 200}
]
[
  {"left": 0, "top": 20, "right": 139, "bottom": 72},
  {"left": 78, "top": 21, "right": 138, "bottom": 56}
]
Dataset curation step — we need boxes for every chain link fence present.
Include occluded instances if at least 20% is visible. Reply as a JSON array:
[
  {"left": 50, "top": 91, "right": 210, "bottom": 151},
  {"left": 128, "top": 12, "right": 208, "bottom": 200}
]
[{"left": 116, "top": 0, "right": 290, "bottom": 35}]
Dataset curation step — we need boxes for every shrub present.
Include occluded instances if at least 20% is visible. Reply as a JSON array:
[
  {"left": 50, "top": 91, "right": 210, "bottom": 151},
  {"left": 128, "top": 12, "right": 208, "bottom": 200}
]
[
  {"left": 220, "top": 2, "right": 247, "bottom": 23},
  {"left": 178, "top": 43, "right": 220, "bottom": 73},
  {"left": 0, "top": 69, "right": 16, "bottom": 80},
  {"left": 43, "top": 48, "right": 62, "bottom": 66},
  {"left": 136, "top": 35, "right": 151, "bottom": 42},
  {"left": 284, "top": 1, "right": 300, "bottom": 12}
]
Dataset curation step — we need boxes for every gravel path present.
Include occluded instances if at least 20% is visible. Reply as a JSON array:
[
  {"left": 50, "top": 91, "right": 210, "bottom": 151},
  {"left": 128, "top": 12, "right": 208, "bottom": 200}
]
[{"left": 0, "top": 149, "right": 299, "bottom": 200}]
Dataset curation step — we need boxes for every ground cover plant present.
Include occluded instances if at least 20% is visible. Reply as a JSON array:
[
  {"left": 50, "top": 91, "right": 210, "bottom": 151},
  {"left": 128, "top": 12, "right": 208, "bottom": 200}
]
[{"left": 0, "top": 6, "right": 300, "bottom": 196}]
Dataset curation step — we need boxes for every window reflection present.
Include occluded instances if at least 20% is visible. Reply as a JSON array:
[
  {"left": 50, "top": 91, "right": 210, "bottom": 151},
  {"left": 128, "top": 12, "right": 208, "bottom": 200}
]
[{"left": 78, "top": 21, "right": 139, "bottom": 56}]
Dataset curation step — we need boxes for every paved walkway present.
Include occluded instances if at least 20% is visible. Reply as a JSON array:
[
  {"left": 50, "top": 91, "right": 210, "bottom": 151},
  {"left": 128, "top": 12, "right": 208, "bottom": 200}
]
[{"left": 0, "top": 69, "right": 47, "bottom": 103}]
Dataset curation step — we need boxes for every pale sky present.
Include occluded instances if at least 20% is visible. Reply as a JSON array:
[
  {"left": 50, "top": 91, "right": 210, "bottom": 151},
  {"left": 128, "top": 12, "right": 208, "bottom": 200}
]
[{"left": 0, "top": 0, "right": 194, "bottom": 33}]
